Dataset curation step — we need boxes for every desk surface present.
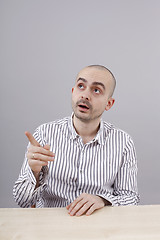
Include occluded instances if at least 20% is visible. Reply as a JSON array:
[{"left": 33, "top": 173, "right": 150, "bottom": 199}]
[{"left": 0, "top": 205, "right": 160, "bottom": 240}]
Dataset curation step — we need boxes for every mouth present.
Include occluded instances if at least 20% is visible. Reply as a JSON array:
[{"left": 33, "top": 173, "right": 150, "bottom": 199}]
[
  {"left": 77, "top": 101, "right": 90, "bottom": 112},
  {"left": 78, "top": 104, "right": 89, "bottom": 110}
]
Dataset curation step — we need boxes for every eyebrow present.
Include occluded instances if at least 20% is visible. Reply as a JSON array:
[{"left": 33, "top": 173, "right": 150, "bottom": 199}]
[
  {"left": 77, "top": 77, "right": 105, "bottom": 90},
  {"left": 77, "top": 77, "right": 87, "bottom": 83}
]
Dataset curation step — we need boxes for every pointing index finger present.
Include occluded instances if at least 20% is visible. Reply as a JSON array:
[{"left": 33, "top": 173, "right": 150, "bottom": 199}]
[{"left": 25, "top": 131, "right": 41, "bottom": 147}]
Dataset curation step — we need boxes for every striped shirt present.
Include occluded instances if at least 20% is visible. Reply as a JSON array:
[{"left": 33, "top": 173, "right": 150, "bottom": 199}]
[{"left": 13, "top": 115, "right": 140, "bottom": 207}]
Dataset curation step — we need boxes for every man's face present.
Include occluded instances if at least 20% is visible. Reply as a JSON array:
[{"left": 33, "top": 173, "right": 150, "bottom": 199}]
[{"left": 72, "top": 67, "right": 115, "bottom": 122}]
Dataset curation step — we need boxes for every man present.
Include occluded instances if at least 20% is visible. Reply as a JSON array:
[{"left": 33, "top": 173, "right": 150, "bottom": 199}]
[{"left": 13, "top": 65, "right": 140, "bottom": 216}]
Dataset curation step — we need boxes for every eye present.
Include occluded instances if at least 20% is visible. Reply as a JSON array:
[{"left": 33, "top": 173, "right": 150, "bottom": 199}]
[
  {"left": 78, "top": 83, "right": 84, "bottom": 89},
  {"left": 94, "top": 88, "right": 101, "bottom": 94}
]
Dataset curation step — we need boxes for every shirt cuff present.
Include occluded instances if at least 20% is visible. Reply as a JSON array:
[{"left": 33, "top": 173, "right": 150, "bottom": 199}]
[{"left": 27, "top": 164, "right": 49, "bottom": 187}]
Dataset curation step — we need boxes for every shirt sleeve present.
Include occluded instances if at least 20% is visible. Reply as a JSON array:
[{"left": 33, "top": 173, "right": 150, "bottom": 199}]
[
  {"left": 13, "top": 125, "right": 49, "bottom": 208},
  {"left": 98, "top": 136, "right": 140, "bottom": 206}
]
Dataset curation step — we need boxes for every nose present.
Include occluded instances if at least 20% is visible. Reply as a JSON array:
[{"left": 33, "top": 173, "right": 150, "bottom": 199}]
[{"left": 81, "top": 88, "right": 90, "bottom": 101}]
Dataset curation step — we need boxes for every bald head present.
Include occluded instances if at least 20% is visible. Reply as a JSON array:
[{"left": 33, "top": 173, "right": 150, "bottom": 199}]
[
  {"left": 77, "top": 65, "right": 116, "bottom": 97},
  {"left": 87, "top": 65, "right": 116, "bottom": 97}
]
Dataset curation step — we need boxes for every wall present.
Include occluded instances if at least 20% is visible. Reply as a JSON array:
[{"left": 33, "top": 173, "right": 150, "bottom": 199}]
[{"left": 0, "top": 0, "right": 160, "bottom": 207}]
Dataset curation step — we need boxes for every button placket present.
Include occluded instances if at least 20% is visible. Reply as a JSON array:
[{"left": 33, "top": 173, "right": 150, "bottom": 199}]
[{"left": 77, "top": 142, "right": 85, "bottom": 192}]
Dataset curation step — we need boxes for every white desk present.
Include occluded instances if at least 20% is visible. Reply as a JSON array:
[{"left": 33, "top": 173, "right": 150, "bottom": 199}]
[{"left": 0, "top": 205, "right": 160, "bottom": 239}]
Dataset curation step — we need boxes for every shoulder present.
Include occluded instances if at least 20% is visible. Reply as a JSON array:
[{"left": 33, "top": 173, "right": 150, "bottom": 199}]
[
  {"left": 102, "top": 121, "right": 136, "bottom": 155},
  {"left": 102, "top": 121, "right": 134, "bottom": 144},
  {"left": 33, "top": 116, "right": 70, "bottom": 144},
  {"left": 37, "top": 116, "right": 70, "bottom": 131}
]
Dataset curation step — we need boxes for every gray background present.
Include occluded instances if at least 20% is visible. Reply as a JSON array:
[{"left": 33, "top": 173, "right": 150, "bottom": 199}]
[{"left": 0, "top": 0, "right": 160, "bottom": 207}]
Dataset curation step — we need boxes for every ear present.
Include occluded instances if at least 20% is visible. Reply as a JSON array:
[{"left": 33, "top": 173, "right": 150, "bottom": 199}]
[
  {"left": 105, "top": 97, "right": 115, "bottom": 111},
  {"left": 72, "top": 87, "right": 74, "bottom": 93}
]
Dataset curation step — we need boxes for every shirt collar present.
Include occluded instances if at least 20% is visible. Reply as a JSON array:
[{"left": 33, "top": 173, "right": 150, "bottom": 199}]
[
  {"left": 68, "top": 113, "right": 79, "bottom": 140},
  {"left": 93, "top": 120, "right": 106, "bottom": 145},
  {"left": 68, "top": 113, "right": 108, "bottom": 145}
]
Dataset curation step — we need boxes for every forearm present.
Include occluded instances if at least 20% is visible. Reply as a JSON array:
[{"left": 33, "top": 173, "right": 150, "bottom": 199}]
[
  {"left": 13, "top": 162, "right": 48, "bottom": 207},
  {"left": 33, "top": 172, "right": 40, "bottom": 189},
  {"left": 97, "top": 190, "right": 140, "bottom": 206},
  {"left": 105, "top": 136, "right": 140, "bottom": 206},
  {"left": 98, "top": 196, "right": 112, "bottom": 206},
  {"left": 13, "top": 178, "right": 37, "bottom": 207}
]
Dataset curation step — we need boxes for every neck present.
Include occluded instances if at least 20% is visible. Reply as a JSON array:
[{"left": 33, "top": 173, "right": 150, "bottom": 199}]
[{"left": 72, "top": 114, "right": 101, "bottom": 144}]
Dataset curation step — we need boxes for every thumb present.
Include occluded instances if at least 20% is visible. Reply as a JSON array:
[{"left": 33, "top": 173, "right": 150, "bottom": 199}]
[{"left": 25, "top": 131, "right": 41, "bottom": 147}]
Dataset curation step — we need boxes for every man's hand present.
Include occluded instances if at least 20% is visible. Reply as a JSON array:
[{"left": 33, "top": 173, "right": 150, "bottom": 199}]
[
  {"left": 66, "top": 193, "right": 105, "bottom": 216},
  {"left": 25, "top": 131, "right": 55, "bottom": 175}
]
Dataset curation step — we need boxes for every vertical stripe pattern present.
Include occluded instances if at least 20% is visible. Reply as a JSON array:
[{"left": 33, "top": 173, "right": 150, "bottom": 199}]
[{"left": 13, "top": 115, "right": 140, "bottom": 207}]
